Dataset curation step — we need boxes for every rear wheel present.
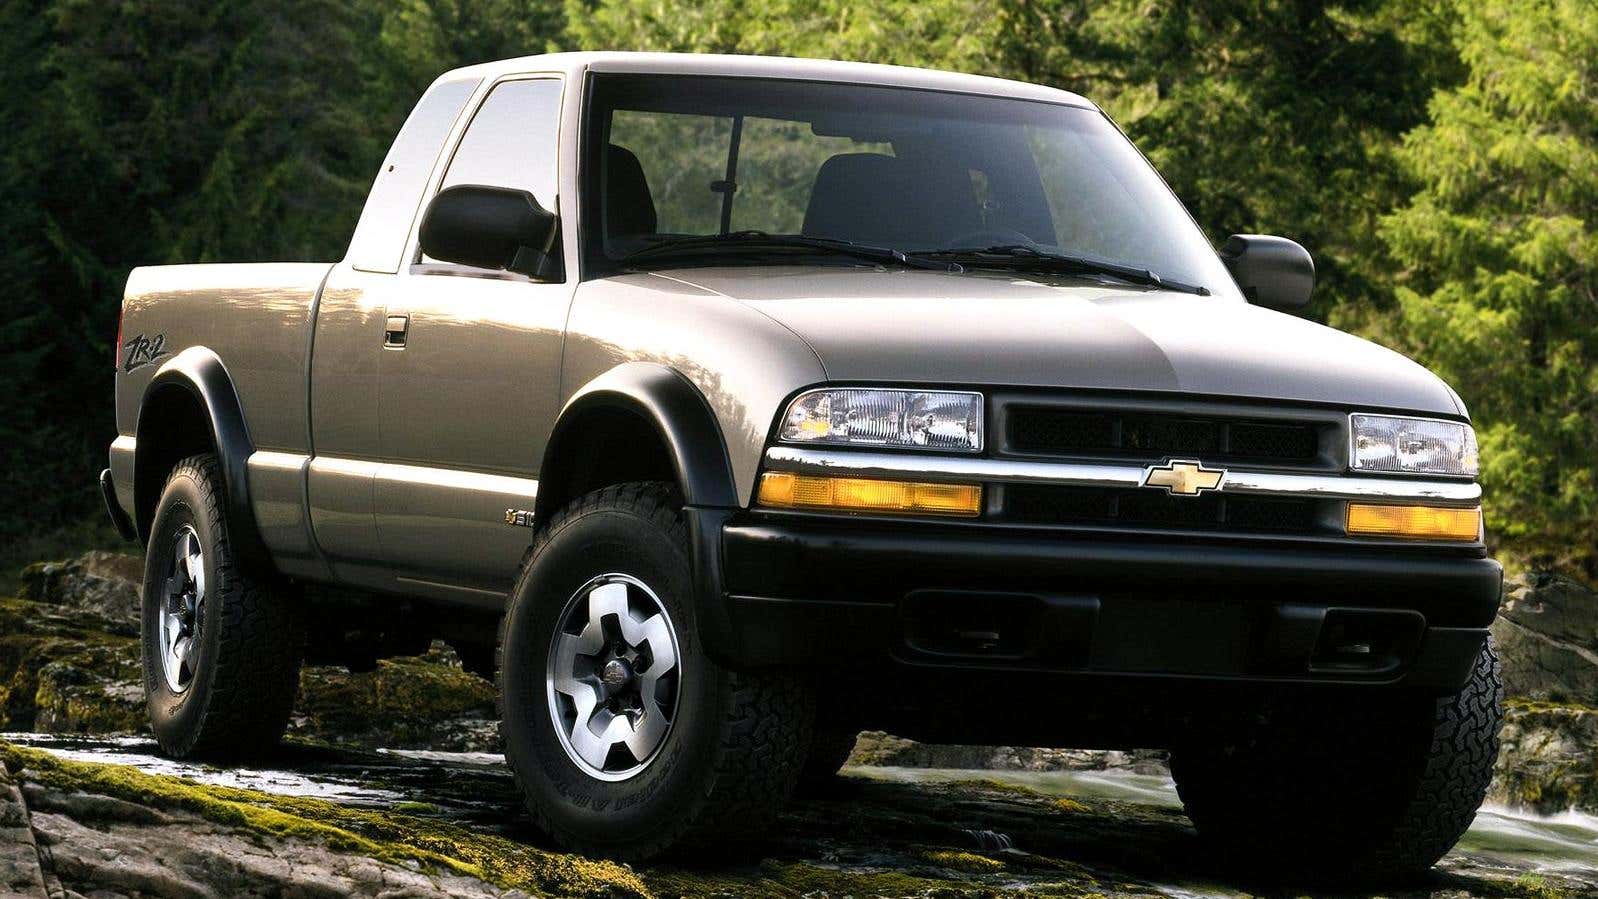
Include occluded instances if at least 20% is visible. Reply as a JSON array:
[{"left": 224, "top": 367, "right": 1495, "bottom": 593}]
[
  {"left": 498, "top": 482, "right": 814, "bottom": 860},
  {"left": 141, "top": 454, "right": 302, "bottom": 759},
  {"left": 1170, "top": 638, "right": 1503, "bottom": 880}
]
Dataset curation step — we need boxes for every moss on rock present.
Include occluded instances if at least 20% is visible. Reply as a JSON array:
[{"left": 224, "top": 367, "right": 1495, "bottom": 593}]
[
  {"left": 0, "top": 741, "right": 649, "bottom": 898},
  {"left": 0, "top": 596, "right": 144, "bottom": 733},
  {"left": 293, "top": 643, "right": 498, "bottom": 750},
  {"left": 1491, "top": 700, "right": 1598, "bottom": 814}
]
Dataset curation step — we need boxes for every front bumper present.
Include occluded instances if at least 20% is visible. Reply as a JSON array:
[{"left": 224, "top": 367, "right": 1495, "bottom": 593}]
[{"left": 706, "top": 514, "right": 1500, "bottom": 696}]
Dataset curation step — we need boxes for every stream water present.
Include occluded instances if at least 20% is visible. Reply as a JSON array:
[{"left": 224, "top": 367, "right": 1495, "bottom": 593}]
[{"left": 7, "top": 732, "right": 1595, "bottom": 892}]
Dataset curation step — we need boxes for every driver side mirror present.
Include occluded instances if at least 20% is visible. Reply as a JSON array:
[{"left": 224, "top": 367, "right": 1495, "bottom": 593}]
[
  {"left": 1220, "top": 234, "right": 1314, "bottom": 312},
  {"left": 419, "top": 184, "right": 559, "bottom": 279}
]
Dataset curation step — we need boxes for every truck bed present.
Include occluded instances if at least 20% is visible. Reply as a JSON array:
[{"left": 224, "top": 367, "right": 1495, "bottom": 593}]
[{"left": 111, "top": 263, "right": 333, "bottom": 520}]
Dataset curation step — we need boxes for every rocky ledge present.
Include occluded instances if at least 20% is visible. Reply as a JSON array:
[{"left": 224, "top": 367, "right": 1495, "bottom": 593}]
[{"left": 3, "top": 738, "right": 1596, "bottom": 899}]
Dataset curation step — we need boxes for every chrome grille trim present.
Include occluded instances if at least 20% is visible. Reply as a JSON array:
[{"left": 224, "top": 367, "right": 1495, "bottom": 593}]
[{"left": 761, "top": 446, "right": 1482, "bottom": 506}]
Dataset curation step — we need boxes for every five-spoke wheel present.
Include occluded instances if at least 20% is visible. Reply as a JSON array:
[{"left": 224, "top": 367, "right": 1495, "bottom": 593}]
[
  {"left": 547, "top": 573, "right": 681, "bottom": 780},
  {"left": 157, "top": 524, "right": 206, "bottom": 693}
]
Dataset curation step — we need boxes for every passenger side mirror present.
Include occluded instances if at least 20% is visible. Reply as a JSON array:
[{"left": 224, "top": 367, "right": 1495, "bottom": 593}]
[
  {"left": 419, "top": 185, "right": 559, "bottom": 279},
  {"left": 1219, "top": 234, "right": 1314, "bottom": 312}
]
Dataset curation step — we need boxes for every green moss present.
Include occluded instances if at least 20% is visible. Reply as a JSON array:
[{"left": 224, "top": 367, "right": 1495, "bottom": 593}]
[
  {"left": 1512, "top": 874, "right": 1572, "bottom": 899},
  {"left": 0, "top": 742, "right": 649, "bottom": 898},
  {"left": 0, "top": 597, "right": 143, "bottom": 732},
  {"left": 1506, "top": 697, "right": 1597, "bottom": 714},
  {"left": 920, "top": 849, "right": 1007, "bottom": 872},
  {"left": 294, "top": 647, "right": 496, "bottom": 747},
  {"left": 948, "top": 777, "right": 1041, "bottom": 797}
]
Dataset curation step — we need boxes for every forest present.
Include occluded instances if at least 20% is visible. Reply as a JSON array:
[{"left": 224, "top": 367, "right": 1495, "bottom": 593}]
[{"left": 1, "top": 0, "right": 1592, "bottom": 580}]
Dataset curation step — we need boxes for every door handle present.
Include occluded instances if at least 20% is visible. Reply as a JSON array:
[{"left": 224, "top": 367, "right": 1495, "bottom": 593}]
[{"left": 384, "top": 314, "right": 410, "bottom": 349}]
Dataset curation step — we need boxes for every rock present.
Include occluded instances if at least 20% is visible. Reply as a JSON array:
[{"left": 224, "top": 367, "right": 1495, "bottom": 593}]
[
  {"left": 1489, "top": 700, "right": 1598, "bottom": 815},
  {"left": 0, "top": 595, "right": 143, "bottom": 733},
  {"left": 7, "top": 738, "right": 1598, "bottom": 898},
  {"left": 848, "top": 731, "right": 1170, "bottom": 775},
  {"left": 292, "top": 642, "right": 498, "bottom": 752},
  {"left": 18, "top": 552, "right": 143, "bottom": 635},
  {"left": 2, "top": 742, "right": 642, "bottom": 899},
  {"left": 0, "top": 762, "right": 49, "bottom": 899},
  {"left": 1493, "top": 571, "right": 1598, "bottom": 704}
]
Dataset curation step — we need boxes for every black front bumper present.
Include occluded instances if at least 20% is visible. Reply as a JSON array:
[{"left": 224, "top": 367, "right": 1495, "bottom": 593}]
[{"left": 703, "top": 514, "right": 1500, "bottom": 697}]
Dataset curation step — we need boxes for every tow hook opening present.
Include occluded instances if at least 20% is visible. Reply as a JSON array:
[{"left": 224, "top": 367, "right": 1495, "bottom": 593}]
[
  {"left": 1309, "top": 608, "right": 1425, "bottom": 675},
  {"left": 900, "top": 590, "right": 1098, "bottom": 664}
]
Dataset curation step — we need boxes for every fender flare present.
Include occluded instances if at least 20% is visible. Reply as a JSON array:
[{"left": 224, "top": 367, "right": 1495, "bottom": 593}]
[
  {"left": 136, "top": 347, "right": 272, "bottom": 574},
  {"left": 535, "top": 362, "right": 739, "bottom": 523},
  {"left": 538, "top": 363, "right": 744, "bottom": 663}
]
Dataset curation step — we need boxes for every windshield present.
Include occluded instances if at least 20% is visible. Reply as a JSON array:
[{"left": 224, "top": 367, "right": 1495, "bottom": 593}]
[{"left": 582, "top": 74, "right": 1240, "bottom": 299}]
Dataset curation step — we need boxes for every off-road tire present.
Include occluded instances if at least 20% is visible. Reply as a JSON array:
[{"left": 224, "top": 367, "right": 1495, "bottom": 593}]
[
  {"left": 497, "top": 482, "right": 814, "bottom": 861},
  {"left": 796, "top": 727, "right": 860, "bottom": 793},
  {"left": 141, "top": 454, "right": 303, "bottom": 759},
  {"left": 1170, "top": 637, "right": 1503, "bottom": 881}
]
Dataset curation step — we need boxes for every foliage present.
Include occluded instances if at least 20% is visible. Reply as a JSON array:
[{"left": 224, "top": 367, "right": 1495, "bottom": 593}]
[
  {"left": 1377, "top": 0, "right": 1598, "bottom": 571},
  {"left": 1, "top": 0, "right": 1594, "bottom": 574}
]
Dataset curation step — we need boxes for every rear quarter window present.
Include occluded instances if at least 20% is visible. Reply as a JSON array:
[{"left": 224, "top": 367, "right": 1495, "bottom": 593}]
[{"left": 346, "top": 77, "right": 480, "bottom": 274}]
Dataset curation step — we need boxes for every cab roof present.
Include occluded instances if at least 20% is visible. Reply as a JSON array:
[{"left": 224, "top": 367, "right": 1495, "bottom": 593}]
[{"left": 436, "top": 51, "right": 1096, "bottom": 109}]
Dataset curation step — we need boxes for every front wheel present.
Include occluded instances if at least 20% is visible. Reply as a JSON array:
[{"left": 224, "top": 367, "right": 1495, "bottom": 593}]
[
  {"left": 1170, "top": 638, "right": 1503, "bottom": 880},
  {"left": 498, "top": 483, "right": 814, "bottom": 860}
]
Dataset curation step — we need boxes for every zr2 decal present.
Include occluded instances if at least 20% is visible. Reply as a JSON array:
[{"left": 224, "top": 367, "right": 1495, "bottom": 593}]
[{"left": 122, "top": 333, "right": 169, "bottom": 373}]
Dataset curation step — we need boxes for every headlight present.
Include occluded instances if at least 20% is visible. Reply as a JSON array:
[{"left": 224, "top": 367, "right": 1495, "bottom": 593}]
[
  {"left": 780, "top": 388, "right": 983, "bottom": 452},
  {"left": 1350, "top": 414, "right": 1478, "bottom": 476}
]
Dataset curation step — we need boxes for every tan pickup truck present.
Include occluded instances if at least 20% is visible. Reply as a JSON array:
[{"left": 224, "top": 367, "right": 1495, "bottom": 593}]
[{"left": 104, "top": 52, "right": 1502, "bottom": 873}]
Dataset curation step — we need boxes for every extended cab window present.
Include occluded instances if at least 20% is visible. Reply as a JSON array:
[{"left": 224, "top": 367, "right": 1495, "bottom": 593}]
[
  {"left": 583, "top": 75, "right": 1238, "bottom": 298},
  {"left": 346, "top": 77, "right": 479, "bottom": 273}
]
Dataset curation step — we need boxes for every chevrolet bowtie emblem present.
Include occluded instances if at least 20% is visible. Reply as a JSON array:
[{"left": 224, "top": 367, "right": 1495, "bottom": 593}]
[{"left": 1141, "top": 460, "right": 1226, "bottom": 496}]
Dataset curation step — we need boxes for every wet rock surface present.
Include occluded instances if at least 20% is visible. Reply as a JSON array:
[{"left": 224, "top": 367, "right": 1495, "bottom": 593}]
[{"left": 3, "top": 736, "right": 1596, "bottom": 899}]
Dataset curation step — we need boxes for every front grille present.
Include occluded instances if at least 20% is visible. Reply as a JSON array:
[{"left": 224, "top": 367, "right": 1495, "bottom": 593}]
[
  {"left": 1007, "top": 407, "right": 1322, "bottom": 465},
  {"left": 1005, "top": 485, "right": 1325, "bottom": 535}
]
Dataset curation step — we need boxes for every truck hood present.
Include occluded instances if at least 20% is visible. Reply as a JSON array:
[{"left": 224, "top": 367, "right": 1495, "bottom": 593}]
[{"left": 654, "top": 266, "right": 1463, "bottom": 417}]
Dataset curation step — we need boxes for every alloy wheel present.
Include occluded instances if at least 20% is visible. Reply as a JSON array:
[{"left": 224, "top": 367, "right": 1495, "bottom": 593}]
[{"left": 546, "top": 573, "right": 682, "bottom": 781}]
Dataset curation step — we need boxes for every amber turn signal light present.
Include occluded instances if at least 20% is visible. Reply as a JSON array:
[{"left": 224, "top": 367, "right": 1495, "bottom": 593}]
[
  {"left": 1346, "top": 503, "right": 1481, "bottom": 541},
  {"left": 757, "top": 472, "right": 982, "bottom": 517}
]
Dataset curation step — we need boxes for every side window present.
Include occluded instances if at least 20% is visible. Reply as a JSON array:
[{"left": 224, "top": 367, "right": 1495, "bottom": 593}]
[
  {"left": 347, "top": 77, "right": 479, "bottom": 273},
  {"left": 439, "top": 78, "right": 563, "bottom": 214}
]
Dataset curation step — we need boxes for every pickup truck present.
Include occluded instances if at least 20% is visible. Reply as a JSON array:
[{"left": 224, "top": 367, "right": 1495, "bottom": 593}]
[{"left": 103, "top": 52, "right": 1502, "bottom": 874}]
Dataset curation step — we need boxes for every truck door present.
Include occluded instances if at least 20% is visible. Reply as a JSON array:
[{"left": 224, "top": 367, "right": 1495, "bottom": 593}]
[
  {"left": 374, "top": 76, "right": 572, "bottom": 599},
  {"left": 307, "top": 75, "right": 479, "bottom": 591}
]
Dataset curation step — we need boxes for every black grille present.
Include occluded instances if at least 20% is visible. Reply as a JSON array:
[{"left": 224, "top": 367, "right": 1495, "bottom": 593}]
[
  {"left": 1008, "top": 408, "right": 1321, "bottom": 464},
  {"left": 1005, "top": 485, "right": 1324, "bottom": 534}
]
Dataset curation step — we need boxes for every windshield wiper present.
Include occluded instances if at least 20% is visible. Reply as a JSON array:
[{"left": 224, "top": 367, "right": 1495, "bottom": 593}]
[
  {"left": 619, "top": 230, "right": 956, "bottom": 271},
  {"left": 910, "top": 244, "right": 1210, "bottom": 296}
]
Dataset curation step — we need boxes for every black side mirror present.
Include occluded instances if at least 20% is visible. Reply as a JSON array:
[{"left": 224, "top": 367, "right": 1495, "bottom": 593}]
[
  {"left": 1220, "top": 234, "right": 1314, "bottom": 311},
  {"left": 419, "top": 184, "right": 559, "bottom": 279}
]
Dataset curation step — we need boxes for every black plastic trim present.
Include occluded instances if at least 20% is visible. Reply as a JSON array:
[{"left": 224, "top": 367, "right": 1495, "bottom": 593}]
[
  {"left": 537, "top": 362, "right": 739, "bottom": 523},
  {"left": 99, "top": 468, "right": 136, "bottom": 541},
  {"left": 136, "top": 348, "right": 272, "bottom": 573}
]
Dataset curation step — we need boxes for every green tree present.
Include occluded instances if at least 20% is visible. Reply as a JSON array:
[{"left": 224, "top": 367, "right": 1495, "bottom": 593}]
[
  {"left": 565, "top": 0, "right": 992, "bottom": 68},
  {"left": 1379, "top": 0, "right": 1598, "bottom": 571}
]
